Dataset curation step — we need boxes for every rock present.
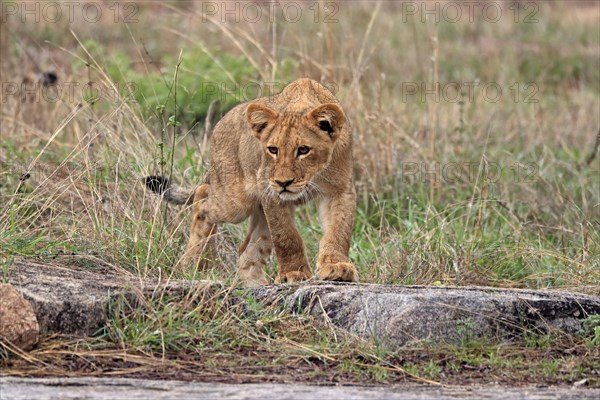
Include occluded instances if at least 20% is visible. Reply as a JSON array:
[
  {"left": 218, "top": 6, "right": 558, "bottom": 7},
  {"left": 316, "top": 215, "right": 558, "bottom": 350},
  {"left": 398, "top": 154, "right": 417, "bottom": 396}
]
[
  {"left": 1, "top": 377, "right": 600, "bottom": 400},
  {"left": 253, "top": 283, "right": 600, "bottom": 347},
  {"left": 1, "top": 261, "right": 218, "bottom": 336},
  {"left": 2, "top": 261, "right": 599, "bottom": 348},
  {"left": 0, "top": 283, "right": 39, "bottom": 350}
]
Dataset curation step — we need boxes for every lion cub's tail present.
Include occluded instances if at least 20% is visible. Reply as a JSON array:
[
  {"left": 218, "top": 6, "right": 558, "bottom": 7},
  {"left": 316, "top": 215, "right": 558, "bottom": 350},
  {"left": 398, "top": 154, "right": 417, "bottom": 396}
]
[{"left": 143, "top": 176, "right": 194, "bottom": 206}]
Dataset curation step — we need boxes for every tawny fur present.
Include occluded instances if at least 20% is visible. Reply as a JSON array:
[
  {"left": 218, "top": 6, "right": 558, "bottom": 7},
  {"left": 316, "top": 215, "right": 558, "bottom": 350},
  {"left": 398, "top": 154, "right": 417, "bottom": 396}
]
[{"left": 147, "top": 78, "right": 358, "bottom": 286}]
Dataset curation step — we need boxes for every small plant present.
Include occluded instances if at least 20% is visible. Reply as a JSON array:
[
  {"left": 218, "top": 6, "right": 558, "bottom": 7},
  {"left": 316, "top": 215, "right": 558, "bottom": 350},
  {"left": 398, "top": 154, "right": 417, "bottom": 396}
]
[
  {"left": 0, "top": 256, "right": 12, "bottom": 284},
  {"left": 524, "top": 330, "right": 555, "bottom": 349},
  {"left": 456, "top": 318, "right": 477, "bottom": 346},
  {"left": 583, "top": 315, "right": 600, "bottom": 347},
  {"left": 422, "top": 360, "right": 442, "bottom": 379}
]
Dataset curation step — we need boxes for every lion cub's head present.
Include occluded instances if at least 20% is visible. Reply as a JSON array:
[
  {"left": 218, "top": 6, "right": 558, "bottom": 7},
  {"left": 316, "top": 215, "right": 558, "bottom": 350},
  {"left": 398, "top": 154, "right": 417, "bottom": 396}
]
[{"left": 246, "top": 102, "right": 346, "bottom": 201}]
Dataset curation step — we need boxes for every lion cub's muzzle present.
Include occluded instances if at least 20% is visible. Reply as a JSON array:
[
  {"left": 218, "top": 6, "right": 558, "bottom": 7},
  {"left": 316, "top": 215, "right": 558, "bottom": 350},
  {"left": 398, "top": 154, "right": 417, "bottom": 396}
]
[{"left": 269, "top": 178, "right": 307, "bottom": 201}]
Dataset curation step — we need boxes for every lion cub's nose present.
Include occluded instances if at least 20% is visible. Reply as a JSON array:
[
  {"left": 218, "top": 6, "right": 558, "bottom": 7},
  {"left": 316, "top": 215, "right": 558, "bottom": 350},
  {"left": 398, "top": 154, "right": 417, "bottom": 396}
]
[{"left": 275, "top": 178, "right": 295, "bottom": 188}]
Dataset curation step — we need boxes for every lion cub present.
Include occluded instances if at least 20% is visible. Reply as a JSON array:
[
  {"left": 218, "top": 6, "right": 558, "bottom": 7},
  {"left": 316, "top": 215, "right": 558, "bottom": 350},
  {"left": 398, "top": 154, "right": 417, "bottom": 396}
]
[{"left": 145, "top": 78, "right": 358, "bottom": 286}]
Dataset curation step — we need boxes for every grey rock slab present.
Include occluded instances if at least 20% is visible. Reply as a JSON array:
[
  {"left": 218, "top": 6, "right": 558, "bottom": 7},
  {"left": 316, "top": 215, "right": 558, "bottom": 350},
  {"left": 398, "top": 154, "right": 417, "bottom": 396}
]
[
  {"left": 1, "top": 261, "right": 218, "bottom": 336},
  {"left": 1, "top": 377, "right": 599, "bottom": 400},
  {"left": 253, "top": 283, "right": 600, "bottom": 347}
]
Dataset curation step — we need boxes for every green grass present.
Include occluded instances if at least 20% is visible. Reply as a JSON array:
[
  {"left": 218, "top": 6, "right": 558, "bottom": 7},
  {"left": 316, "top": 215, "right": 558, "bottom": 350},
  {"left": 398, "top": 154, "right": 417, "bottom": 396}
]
[{"left": 0, "top": 1, "right": 598, "bottom": 386}]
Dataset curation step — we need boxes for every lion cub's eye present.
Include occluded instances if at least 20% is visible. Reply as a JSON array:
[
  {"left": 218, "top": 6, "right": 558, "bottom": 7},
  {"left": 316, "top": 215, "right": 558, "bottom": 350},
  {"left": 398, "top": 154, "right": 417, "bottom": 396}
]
[
  {"left": 267, "top": 146, "right": 278, "bottom": 155},
  {"left": 297, "top": 146, "right": 310, "bottom": 156}
]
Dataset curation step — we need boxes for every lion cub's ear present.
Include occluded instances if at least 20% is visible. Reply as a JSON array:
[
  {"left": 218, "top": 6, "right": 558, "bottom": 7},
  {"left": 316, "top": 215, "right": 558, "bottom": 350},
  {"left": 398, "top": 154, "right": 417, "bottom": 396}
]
[
  {"left": 246, "top": 103, "right": 279, "bottom": 139},
  {"left": 307, "top": 103, "right": 346, "bottom": 140}
]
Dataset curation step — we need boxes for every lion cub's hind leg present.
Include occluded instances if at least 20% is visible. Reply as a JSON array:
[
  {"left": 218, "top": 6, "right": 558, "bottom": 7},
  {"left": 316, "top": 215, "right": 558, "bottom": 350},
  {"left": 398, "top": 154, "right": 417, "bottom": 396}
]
[
  {"left": 180, "top": 183, "right": 218, "bottom": 269},
  {"left": 238, "top": 208, "right": 272, "bottom": 287}
]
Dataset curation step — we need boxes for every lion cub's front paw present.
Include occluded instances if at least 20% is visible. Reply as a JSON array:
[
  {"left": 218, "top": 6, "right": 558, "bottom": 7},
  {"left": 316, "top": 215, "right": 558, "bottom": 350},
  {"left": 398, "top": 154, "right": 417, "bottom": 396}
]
[
  {"left": 275, "top": 270, "right": 312, "bottom": 284},
  {"left": 317, "top": 262, "right": 358, "bottom": 282}
]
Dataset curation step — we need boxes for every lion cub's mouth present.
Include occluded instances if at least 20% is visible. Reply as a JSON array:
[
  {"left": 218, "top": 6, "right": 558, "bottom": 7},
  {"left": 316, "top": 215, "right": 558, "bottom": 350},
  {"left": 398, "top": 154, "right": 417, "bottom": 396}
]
[
  {"left": 278, "top": 190, "right": 304, "bottom": 201},
  {"left": 273, "top": 186, "right": 305, "bottom": 201},
  {"left": 267, "top": 180, "right": 309, "bottom": 201}
]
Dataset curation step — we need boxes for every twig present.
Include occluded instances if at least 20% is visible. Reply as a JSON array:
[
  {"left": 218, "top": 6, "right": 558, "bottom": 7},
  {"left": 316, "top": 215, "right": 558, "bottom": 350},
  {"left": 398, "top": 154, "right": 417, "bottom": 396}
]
[{"left": 584, "top": 128, "right": 600, "bottom": 166}]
